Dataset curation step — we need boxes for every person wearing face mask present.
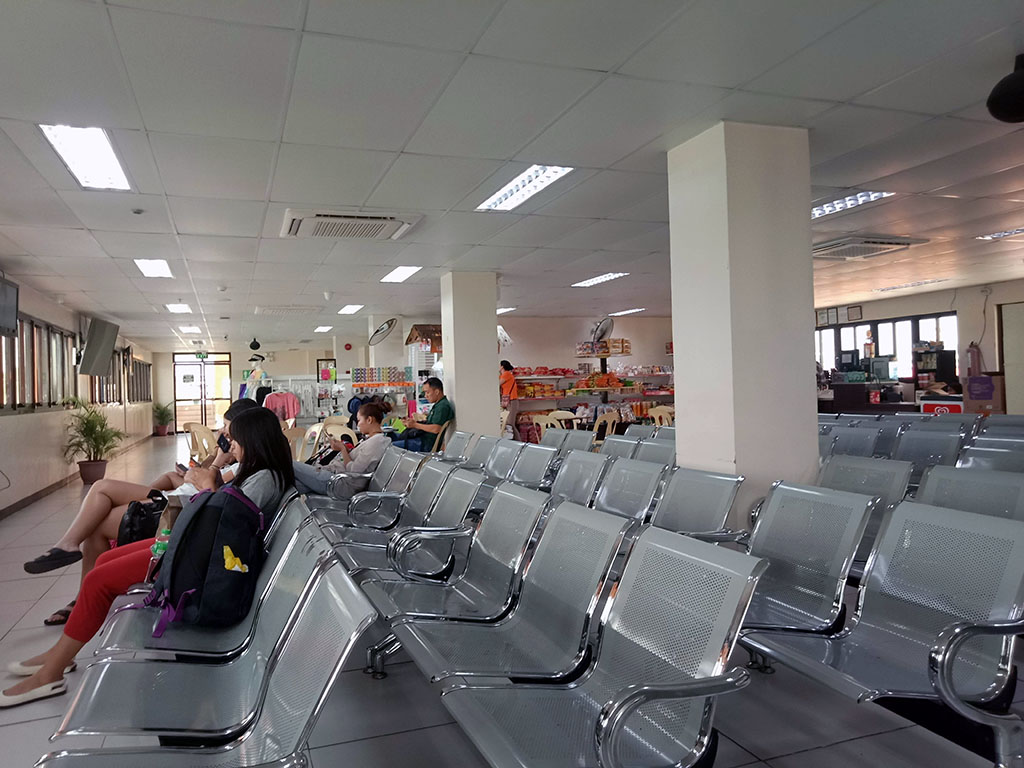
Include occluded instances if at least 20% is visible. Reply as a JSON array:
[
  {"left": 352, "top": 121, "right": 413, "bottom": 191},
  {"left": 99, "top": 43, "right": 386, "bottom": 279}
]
[{"left": 291, "top": 401, "right": 391, "bottom": 498}]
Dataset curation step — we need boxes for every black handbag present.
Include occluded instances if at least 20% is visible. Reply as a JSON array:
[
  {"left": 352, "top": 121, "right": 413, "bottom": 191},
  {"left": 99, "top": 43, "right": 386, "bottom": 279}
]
[{"left": 116, "top": 489, "right": 169, "bottom": 546}]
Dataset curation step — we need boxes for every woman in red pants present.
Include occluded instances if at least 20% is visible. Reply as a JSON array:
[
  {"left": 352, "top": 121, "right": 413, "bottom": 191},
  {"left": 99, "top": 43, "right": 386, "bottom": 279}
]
[{"left": 0, "top": 407, "right": 295, "bottom": 708}]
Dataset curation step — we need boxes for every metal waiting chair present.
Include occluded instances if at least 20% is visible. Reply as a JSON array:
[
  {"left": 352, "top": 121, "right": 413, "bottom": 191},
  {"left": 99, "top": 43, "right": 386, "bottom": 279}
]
[
  {"left": 653, "top": 424, "right": 676, "bottom": 441},
  {"left": 389, "top": 501, "right": 634, "bottom": 683},
  {"left": 623, "top": 423, "right": 657, "bottom": 439},
  {"left": 633, "top": 438, "right": 675, "bottom": 467},
  {"left": 433, "top": 430, "right": 474, "bottom": 463},
  {"left": 463, "top": 434, "right": 500, "bottom": 469},
  {"left": 891, "top": 429, "right": 964, "bottom": 486},
  {"left": 828, "top": 425, "right": 881, "bottom": 457},
  {"left": 818, "top": 433, "right": 837, "bottom": 464},
  {"left": 592, "top": 457, "right": 665, "bottom": 521},
  {"left": 306, "top": 448, "right": 421, "bottom": 529},
  {"left": 979, "top": 423, "right": 1024, "bottom": 439},
  {"left": 916, "top": 466, "right": 1024, "bottom": 521},
  {"left": 41, "top": 560, "right": 377, "bottom": 767},
  {"left": 539, "top": 426, "right": 570, "bottom": 453},
  {"left": 560, "top": 428, "right": 595, "bottom": 455},
  {"left": 507, "top": 443, "right": 558, "bottom": 490},
  {"left": 907, "top": 419, "right": 968, "bottom": 436},
  {"left": 650, "top": 466, "right": 743, "bottom": 536},
  {"left": 598, "top": 434, "right": 640, "bottom": 460},
  {"left": 303, "top": 443, "right": 402, "bottom": 510},
  {"left": 471, "top": 438, "right": 528, "bottom": 510},
  {"left": 440, "top": 527, "right": 767, "bottom": 768},
  {"left": 846, "top": 419, "right": 903, "bottom": 458},
  {"left": 957, "top": 446, "right": 1024, "bottom": 473},
  {"left": 972, "top": 435, "right": 1024, "bottom": 452},
  {"left": 984, "top": 414, "right": 1024, "bottom": 428},
  {"left": 547, "top": 450, "right": 610, "bottom": 507},
  {"left": 743, "top": 502, "right": 1024, "bottom": 768}
]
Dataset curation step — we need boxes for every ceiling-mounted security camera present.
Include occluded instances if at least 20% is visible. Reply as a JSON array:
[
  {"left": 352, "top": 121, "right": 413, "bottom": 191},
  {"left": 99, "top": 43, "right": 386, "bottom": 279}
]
[{"left": 249, "top": 338, "right": 261, "bottom": 351}]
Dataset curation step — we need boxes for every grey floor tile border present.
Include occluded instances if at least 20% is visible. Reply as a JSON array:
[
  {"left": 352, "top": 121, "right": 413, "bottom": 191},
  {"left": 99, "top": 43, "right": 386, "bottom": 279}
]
[
  {"left": 311, "top": 720, "right": 459, "bottom": 751},
  {"left": 756, "top": 723, "right": 919, "bottom": 763}
]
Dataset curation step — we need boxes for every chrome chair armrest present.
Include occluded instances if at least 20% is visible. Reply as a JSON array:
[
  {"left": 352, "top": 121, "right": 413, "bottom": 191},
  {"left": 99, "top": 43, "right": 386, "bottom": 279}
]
[
  {"left": 596, "top": 668, "right": 750, "bottom": 768},
  {"left": 387, "top": 524, "right": 474, "bottom": 584},
  {"left": 348, "top": 491, "right": 403, "bottom": 522},
  {"left": 929, "top": 618, "right": 1024, "bottom": 768},
  {"left": 324, "top": 471, "right": 374, "bottom": 500},
  {"left": 749, "top": 495, "right": 766, "bottom": 528},
  {"left": 689, "top": 529, "right": 750, "bottom": 545}
]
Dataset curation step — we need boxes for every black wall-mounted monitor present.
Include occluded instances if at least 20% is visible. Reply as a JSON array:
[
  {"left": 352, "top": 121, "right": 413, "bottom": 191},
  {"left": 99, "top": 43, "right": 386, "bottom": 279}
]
[
  {"left": 0, "top": 277, "right": 17, "bottom": 338},
  {"left": 838, "top": 350, "right": 860, "bottom": 372},
  {"left": 78, "top": 317, "right": 120, "bottom": 376}
]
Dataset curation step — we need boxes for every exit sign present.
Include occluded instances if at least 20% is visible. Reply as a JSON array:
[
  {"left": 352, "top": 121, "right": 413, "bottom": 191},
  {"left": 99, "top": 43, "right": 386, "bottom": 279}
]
[{"left": 195, "top": 352, "right": 208, "bottom": 360}]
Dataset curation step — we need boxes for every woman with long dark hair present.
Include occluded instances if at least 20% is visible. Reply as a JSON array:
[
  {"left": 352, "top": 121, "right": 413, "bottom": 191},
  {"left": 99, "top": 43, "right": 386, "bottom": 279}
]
[{"left": 0, "top": 408, "right": 294, "bottom": 708}]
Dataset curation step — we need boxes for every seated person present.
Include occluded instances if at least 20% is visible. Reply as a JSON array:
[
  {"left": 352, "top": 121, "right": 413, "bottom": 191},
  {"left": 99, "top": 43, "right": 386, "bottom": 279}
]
[
  {"left": 0, "top": 407, "right": 294, "bottom": 708},
  {"left": 389, "top": 377, "right": 453, "bottom": 452},
  {"left": 293, "top": 402, "right": 390, "bottom": 498},
  {"left": 23, "top": 399, "right": 261, "bottom": 626}
]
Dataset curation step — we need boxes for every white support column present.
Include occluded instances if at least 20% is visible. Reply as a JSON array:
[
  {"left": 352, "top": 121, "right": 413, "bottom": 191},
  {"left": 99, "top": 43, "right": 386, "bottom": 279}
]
[
  {"left": 367, "top": 314, "right": 405, "bottom": 370},
  {"left": 441, "top": 271, "right": 499, "bottom": 437},
  {"left": 668, "top": 121, "right": 818, "bottom": 522}
]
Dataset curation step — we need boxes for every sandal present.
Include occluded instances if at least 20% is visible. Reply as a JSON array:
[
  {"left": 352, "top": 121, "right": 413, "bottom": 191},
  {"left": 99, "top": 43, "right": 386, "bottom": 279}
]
[
  {"left": 24, "top": 548, "right": 82, "bottom": 575},
  {"left": 43, "top": 601, "right": 76, "bottom": 627}
]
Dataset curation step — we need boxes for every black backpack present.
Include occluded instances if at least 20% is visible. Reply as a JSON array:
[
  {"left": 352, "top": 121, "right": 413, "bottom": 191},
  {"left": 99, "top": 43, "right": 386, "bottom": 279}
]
[
  {"left": 116, "top": 489, "right": 168, "bottom": 546},
  {"left": 145, "top": 484, "right": 268, "bottom": 637}
]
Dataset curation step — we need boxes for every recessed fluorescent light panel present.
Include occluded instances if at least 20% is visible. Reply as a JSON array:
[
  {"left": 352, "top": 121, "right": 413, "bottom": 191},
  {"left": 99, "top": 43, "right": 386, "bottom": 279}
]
[
  {"left": 179, "top": 326, "right": 201, "bottom": 334},
  {"left": 476, "top": 164, "right": 574, "bottom": 211},
  {"left": 166, "top": 303, "right": 192, "bottom": 313},
  {"left": 874, "top": 279, "right": 948, "bottom": 293},
  {"left": 496, "top": 307, "right": 516, "bottom": 315},
  {"left": 337, "top": 304, "right": 364, "bottom": 314},
  {"left": 811, "top": 191, "right": 894, "bottom": 220},
  {"left": 976, "top": 226, "right": 1024, "bottom": 241},
  {"left": 134, "top": 259, "right": 173, "bottom": 278},
  {"left": 572, "top": 272, "right": 629, "bottom": 288},
  {"left": 608, "top": 308, "right": 646, "bottom": 316},
  {"left": 380, "top": 266, "right": 422, "bottom": 283},
  {"left": 314, "top": 326, "right": 333, "bottom": 333},
  {"left": 39, "top": 124, "right": 131, "bottom": 191}
]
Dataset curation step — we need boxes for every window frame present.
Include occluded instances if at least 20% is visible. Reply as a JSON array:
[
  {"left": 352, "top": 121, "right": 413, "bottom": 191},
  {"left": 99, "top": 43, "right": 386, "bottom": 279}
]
[{"left": 0, "top": 314, "right": 78, "bottom": 413}]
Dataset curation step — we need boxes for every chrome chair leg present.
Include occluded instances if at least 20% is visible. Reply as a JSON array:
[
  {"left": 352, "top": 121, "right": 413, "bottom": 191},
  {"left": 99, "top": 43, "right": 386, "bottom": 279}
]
[{"left": 364, "top": 632, "right": 401, "bottom": 679}]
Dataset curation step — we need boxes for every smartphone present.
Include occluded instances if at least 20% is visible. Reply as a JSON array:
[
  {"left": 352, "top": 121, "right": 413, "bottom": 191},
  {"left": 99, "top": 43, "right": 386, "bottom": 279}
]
[
  {"left": 175, "top": 463, "right": 188, "bottom": 473},
  {"left": 217, "top": 433, "right": 231, "bottom": 453}
]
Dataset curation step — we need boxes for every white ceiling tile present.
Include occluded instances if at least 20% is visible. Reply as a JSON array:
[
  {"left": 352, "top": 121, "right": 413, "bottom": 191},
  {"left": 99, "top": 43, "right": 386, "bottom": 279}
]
[
  {"left": 252, "top": 262, "right": 307, "bottom": 280},
  {"left": 807, "top": 106, "right": 932, "bottom": 167},
  {"left": 0, "top": 0, "right": 140, "bottom": 128},
  {"left": 129, "top": 276, "right": 195, "bottom": 294},
  {"left": 446, "top": 245, "right": 533, "bottom": 271},
  {"left": 328, "top": 241, "right": 409, "bottom": 266},
  {"left": 112, "top": 0, "right": 304, "bottom": 28},
  {"left": 284, "top": 36, "right": 462, "bottom": 151},
  {"left": 810, "top": 195, "right": 958, "bottom": 234},
  {"left": 110, "top": 130, "right": 164, "bottom": 195},
  {"left": 0, "top": 226, "right": 105, "bottom": 258},
  {"left": 151, "top": 134, "right": 275, "bottom": 200},
  {"left": 0, "top": 120, "right": 77, "bottom": 191},
  {"left": 452, "top": 163, "right": 597, "bottom": 214},
  {"left": 607, "top": 224, "right": 670, "bottom": 253},
  {"left": 609, "top": 191, "right": 669, "bottom": 223},
  {"left": 168, "top": 197, "right": 266, "bottom": 237},
  {"left": 940, "top": 164, "right": 1024, "bottom": 201},
  {"left": 495, "top": 248, "right": 590, "bottom": 274},
  {"left": 548, "top": 220, "right": 665, "bottom": 251},
  {"left": 518, "top": 77, "right": 727, "bottom": 168},
  {"left": 0, "top": 255, "right": 56, "bottom": 276},
  {"left": 92, "top": 231, "right": 181, "bottom": 261},
  {"left": 305, "top": 0, "right": 500, "bottom": 51},
  {"left": 485, "top": 216, "right": 594, "bottom": 247},
  {"left": 306, "top": 263, "right": 381, "bottom": 283},
  {"left": 110, "top": 6, "right": 294, "bottom": 140},
  {"left": 0, "top": 188, "right": 81, "bottom": 228},
  {"left": 621, "top": 0, "right": 872, "bottom": 88},
  {"left": 179, "top": 235, "right": 258, "bottom": 262},
  {"left": 694, "top": 90, "right": 836, "bottom": 127},
  {"left": 404, "top": 211, "right": 520, "bottom": 246},
  {"left": 392, "top": 243, "right": 474, "bottom": 267},
  {"left": 0, "top": 232, "right": 27, "bottom": 256},
  {"left": 35, "top": 256, "right": 124, "bottom": 278},
  {"left": 257, "top": 239, "right": 333, "bottom": 263},
  {"left": 366, "top": 154, "right": 504, "bottom": 210},
  {"left": 406, "top": 56, "right": 601, "bottom": 160},
  {"left": 749, "top": 0, "right": 1024, "bottom": 101},
  {"left": 271, "top": 144, "right": 396, "bottom": 206},
  {"left": 952, "top": 100, "right": 997, "bottom": 123},
  {"left": 916, "top": 201, "right": 1024, "bottom": 239},
  {"left": 536, "top": 171, "right": 667, "bottom": 219},
  {"left": 568, "top": 251, "right": 648, "bottom": 275},
  {"left": 474, "top": 0, "right": 682, "bottom": 71},
  {"left": 58, "top": 192, "right": 173, "bottom": 233}
]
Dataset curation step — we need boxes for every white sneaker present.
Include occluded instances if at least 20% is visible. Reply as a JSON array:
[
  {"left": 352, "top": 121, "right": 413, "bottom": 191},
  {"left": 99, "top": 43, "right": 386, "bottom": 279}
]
[
  {"left": 6, "top": 661, "right": 76, "bottom": 677},
  {"left": 0, "top": 678, "right": 67, "bottom": 708}
]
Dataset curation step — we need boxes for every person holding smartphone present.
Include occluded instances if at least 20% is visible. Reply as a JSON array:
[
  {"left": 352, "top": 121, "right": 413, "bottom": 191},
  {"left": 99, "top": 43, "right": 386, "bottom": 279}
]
[
  {"left": 292, "top": 402, "right": 390, "bottom": 497},
  {"left": 22, "top": 399, "right": 260, "bottom": 626}
]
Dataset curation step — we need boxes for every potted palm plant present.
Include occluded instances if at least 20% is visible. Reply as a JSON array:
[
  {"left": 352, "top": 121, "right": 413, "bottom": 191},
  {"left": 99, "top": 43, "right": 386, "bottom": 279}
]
[
  {"left": 152, "top": 401, "right": 174, "bottom": 436},
  {"left": 63, "top": 397, "right": 127, "bottom": 484}
]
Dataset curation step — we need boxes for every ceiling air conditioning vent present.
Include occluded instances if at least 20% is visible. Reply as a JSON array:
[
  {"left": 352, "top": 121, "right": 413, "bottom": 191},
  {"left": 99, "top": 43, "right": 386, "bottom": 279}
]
[
  {"left": 812, "top": 235, "right": 927, "bottom": 261},
  {"left": 281, "top": 209, "right": 421, "bottom": 240}
]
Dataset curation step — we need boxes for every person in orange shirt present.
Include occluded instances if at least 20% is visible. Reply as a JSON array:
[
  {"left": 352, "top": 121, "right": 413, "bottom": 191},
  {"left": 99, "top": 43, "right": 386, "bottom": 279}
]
[{"left": 499, "top": 360, "right": 518, "bottom": 404}]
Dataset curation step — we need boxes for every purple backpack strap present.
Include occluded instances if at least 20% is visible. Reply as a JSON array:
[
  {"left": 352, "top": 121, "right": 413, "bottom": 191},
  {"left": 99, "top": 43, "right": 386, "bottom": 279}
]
[
  {"left": 222, "top": 485, "right": 266, "bottom": 531},
  {"left": 152, "top": 588, "right": 195, "bottom": 638}
]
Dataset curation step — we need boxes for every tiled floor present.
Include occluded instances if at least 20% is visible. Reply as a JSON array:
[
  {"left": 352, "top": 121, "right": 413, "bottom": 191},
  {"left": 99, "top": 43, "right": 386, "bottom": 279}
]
[{"left": 0, "top": 437, "right": 1006, "bottom": 767}]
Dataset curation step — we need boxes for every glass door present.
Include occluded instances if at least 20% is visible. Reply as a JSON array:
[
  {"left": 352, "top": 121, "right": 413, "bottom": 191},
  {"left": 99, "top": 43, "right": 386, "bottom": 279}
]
[{"left": 173, "top": 353, "right": 232, "bottom": 431}]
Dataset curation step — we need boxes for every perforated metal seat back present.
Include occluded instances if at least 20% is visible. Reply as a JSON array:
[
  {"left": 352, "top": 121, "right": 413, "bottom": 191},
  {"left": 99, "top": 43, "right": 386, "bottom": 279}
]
[
  {"left": 818, "top": 433, "right": 836, "bottom": 460},
  {"left": 916, "top": 467, "right": 1024, "bottom": 521},
  {"left": 424, "top": 469, "right": 486, "bottom": 528},
  {"left": 484, "top": 439, "right": 524, "bottom": 480},
  {"left": 539, "top": 427, "right": 568, "bottom": 450},
  {"left": 931, "top": 413, "right": 981, "bottom": 429},
  {"left": 861, "top": 502, "right": 1024, "bottom": 698},
  {"left": 443, "top": 431, "right": 473, "bottom": 459},
  {"left": 561, "top": 429, "right": 595, "bottom": 455},
  {"left": 634, "top": 439, "right": 675, "bottom": 466},
  {"left": 509, "top": 444, "right": 557, "bottom": 487},
  {"left": 593, "top": 457, "right": 664, "bottom": 520},
  {"left": 466, "top": 434, "right": 499, "bottom": 467},
  {"left": 400, "top": 459, "right": 454, "bottom": 524},
  {"left": 624, "top": 423, "right": 657, "bottom": 439},
  {"left": 469, "top": 483, "right": 549, "bottom": 594},
  {"left": 830, "top": 426, "right": 880, "bottom": 457},
  {"left": 367, "top": 446, "right": 403, "bottom": 493},
  {"left": 957, "top": 447, "right": 1024, "bottom": 473},
  {"left": 599, "top": 435, "right": 639, "bottom": 459},
  {"left": 652, "top": 467, "right": 742, "bottom": 533},
  {"left": 654, "top": 425, "right": 675, "bottom": 441},
  {"left": 892, "top": 431, "right": 963, "bottom": 483},
  {"left": 549, "top": 450, "right": 608, "bottom": 506},
  {"left": 745, "top": 483, "right": 873, "bottom": 631},
  {"left": 847, "top": 421, "right": 901, "bottom": 458},
  {"left": 387, "top": 452, "right": 423, "bottom": 494},
  {"left": 909, "top": 420, "right": 967, "bottom": 434},
  {"left": 973, "top": 436, "right": 1024, "bottom": 451},
  {"left": 881, "top": 412, "right": 930, "bottom": 422}
]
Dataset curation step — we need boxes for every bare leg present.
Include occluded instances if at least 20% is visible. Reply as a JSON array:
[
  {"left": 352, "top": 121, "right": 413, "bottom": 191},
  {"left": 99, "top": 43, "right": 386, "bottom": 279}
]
[
  {"left": 150, "top": 471, "right": 184, "bottom": 492},
  {"left": 54, "top": 479, "right": 154, "bottom": 552},
  {"left": 4, "top": 635, "right": 83, "bottom": 695}
]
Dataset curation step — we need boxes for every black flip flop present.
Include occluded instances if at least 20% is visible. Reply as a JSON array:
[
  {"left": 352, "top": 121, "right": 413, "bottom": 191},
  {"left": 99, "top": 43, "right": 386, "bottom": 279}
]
[
  {"left": 24, "top": 548, "right": 82, "bottom": 575},
  {"left": 43, "top": 601, "right": 76, "bottom": 627}
]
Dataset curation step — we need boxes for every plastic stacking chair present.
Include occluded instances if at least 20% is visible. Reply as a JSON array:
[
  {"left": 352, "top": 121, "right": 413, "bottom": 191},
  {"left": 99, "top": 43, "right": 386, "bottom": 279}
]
[
  {"left": 296, "top": 423, "right": 322, "bottom": 462},
  {"left": 530, "top": 413, "right": 562, "bottom": 438},
  {"left": 633, "top": 439, "right": 675, "bottom": 467},
  {"left": 187, "top": 422, "right": 217, "bottom": 463},
  {"left": 40, "top": 560, "right": 377, "bottom": 767},
  {"left": 549, "top": 409, "right": 580, "bottom": 428},
  {"left": 591, "top": 411, "right": 619, "bottom": 444},
  {"left": 649, "top": 405, "right": 674, "bottom": 426},
  {"left": 547, "top": 450, "right": 610, "bottom": 507},
  {"left": 592, "top": 457, "right": 665, "bottom": 521},
  {"left": 624, "top": 423, "right": 657, "bottom": 439},
  {"left": 916, "top": 466, "right": 1024, "bottom": 520},
  {"left": 650, "top": 467, "right": 743, "bottom": 535},
  {"left": 390, "top": 501, "right": 634, "bottom": 683},
  {"left": 282, "top": 427, "right": 307, "bottom": 460},
  {"left": 322, "top": 417, "right": 359, "bottom": 446},
  {"left": 440, "top": 527, "right": 767, "bottom": 768},
  {"left": 599, "top": 434, "right": 639, "bottom": 459}
]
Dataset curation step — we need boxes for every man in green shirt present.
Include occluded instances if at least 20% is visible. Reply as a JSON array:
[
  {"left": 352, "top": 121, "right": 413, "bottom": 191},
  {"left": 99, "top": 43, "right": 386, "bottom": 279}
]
[{"left": 391, "top": 377, "right": 454, "bottom": 452}]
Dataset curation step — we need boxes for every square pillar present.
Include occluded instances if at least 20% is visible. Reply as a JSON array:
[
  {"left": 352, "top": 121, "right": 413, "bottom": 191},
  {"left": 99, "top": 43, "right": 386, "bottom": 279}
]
[
  {"left": 668, "top": 122, "right": 818, "bottom": 521},
  {"left": 441, "top": 271, "right": 499, "bottom": 436}
]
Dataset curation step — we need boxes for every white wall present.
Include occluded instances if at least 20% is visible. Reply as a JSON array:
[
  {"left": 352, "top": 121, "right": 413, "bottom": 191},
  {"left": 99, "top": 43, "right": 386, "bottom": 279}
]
[{"left": 496, "top": 316, "right": 674, "bottom": 370}]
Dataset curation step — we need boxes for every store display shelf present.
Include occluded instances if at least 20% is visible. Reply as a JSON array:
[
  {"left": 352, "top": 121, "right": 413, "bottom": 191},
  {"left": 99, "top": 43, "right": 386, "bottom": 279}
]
[
  {"left": 574, "top": 353, "right": 629, "bottom": 359},
  {"left": 517, "top": 375, "right": 572, "bottom": 380},
  {"left": 517, "top": 396, "right": 564, "bottom": 401},
  {"left": 352, "top": 381, "right": 416, "bottom": 388},
  {"left": 568, "top": 386, "right": 641, "bottom": 395},
  {"left": 642, "top": 390, "right": 675, "bottom": 396}
]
